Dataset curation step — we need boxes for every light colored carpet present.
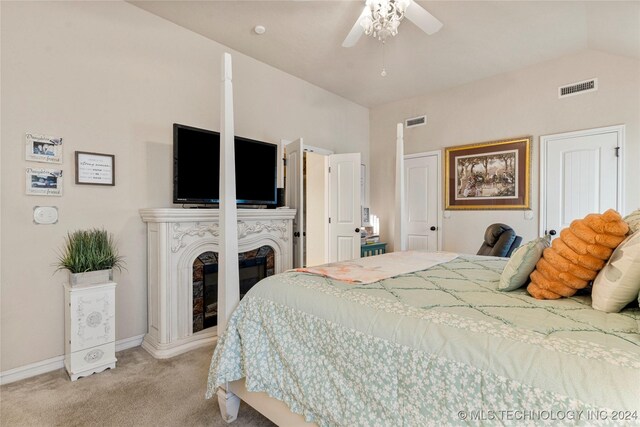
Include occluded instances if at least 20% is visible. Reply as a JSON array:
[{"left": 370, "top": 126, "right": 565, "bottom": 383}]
[{"left": 0, "top": 345, "right": 275, "bottom": 427}]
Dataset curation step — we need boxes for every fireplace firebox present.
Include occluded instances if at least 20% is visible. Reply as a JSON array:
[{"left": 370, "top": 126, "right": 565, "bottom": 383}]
[{"left": 193, "top": 246, "right": 274, "bottom": 333}]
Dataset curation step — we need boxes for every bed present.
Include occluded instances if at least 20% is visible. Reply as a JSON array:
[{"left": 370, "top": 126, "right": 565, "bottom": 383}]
[
  {"left": 206, "top": 254, "right": 640, "bottom": 426},
  {"left": 210, "top": 53, "right": 639, "bottom": 426}
]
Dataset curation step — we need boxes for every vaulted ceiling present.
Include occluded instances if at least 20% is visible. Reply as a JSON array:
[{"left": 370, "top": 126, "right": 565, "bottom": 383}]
[{"left": 131, "top": 1, "right": 640, "bottom": 107}]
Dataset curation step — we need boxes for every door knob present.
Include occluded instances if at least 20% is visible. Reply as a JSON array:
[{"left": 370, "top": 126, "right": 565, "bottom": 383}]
[
  {"left": 430, "top": 226, "right": 437, "bottom": 231},
  {"left": 355, "top": 228, "right": 360, "bottom": 233},
  {"left": 548, "top": 230, "right": 557, "bottom": 236}
]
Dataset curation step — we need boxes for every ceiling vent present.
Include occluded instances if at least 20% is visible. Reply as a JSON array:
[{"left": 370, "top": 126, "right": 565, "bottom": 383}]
[
  {"left": 559, "top": 78, "right": 598, "bottom": 98},
  {"left": 405, "top": 115, "right": 427, "bottom": 128}
]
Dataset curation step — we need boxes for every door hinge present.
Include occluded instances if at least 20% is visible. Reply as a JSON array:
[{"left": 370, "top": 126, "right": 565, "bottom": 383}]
[
  {"left": 328, "top": 167, "right": 331, "bottom": 173},
  {"left": 615, "top": 147, "right": 620, "bottom": 157},
  {"left": 328, "top": 217, "right": 331, "bottom": 224},
  {"left": 283, "top": 158, "right": 287, "bottom": 166}
]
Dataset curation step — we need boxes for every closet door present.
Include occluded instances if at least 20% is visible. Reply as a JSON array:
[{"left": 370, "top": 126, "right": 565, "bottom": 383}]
[
  {"left": 285, "top": 139, "right": 304, "bottom": 268},
  {"left": 541, "top": 126, "right": 622, "bottom": 238},
  {"left": 329, "top": 153, "right": 361, "bottom": 262}
]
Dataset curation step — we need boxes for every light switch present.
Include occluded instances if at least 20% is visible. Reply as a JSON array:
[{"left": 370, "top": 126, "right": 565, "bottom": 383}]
[
  {"left": 33, "top": 206, "right": 58, "bottom": 225},
  {"left": 524, "top": 210, "right": 534, "bottom": 220}
]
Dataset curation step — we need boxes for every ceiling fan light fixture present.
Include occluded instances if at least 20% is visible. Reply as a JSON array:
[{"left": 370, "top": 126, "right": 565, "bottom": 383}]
[
  {"left": 360, "top": 14, "right": 373, "bottom": 31},
  {"left": 361, "top": 0, "right": 409, "bottom": 41}
]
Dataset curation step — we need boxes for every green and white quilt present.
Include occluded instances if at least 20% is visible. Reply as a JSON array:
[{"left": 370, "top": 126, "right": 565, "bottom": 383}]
[{"left": 206, "top": 255, "right": 640, "bottom": 426}]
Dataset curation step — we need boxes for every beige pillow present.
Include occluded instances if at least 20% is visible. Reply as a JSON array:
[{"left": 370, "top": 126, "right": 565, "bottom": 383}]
[
  {"left": 624, "top": 209, "right": 640, "bottom": 234},
  {"left": 592, "top": 231, "right": 640, "bottom": 313},
  {"left": 499, "top": 236, "right": 550, "bottom": 291}
]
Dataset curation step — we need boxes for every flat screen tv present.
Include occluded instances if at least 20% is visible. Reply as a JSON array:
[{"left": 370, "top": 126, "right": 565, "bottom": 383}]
[{"left": 173, "top": 123, "right": 278, "bottom": 206}]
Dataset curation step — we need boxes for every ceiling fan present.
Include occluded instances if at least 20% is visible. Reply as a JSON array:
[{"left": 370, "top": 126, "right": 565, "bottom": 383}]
[{"left": 342, "top": 0, "right": 443, "bottom": 47}]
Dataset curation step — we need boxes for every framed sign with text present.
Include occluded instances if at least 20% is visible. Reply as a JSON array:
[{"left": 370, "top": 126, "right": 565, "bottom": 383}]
[{"left": 75, "top": 151, "right": 115, "bottom": 186}]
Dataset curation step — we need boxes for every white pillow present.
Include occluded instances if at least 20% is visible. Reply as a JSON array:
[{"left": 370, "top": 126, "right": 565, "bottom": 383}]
[
  {"left": 624, "top": 208, "right": 640, "bottom": 234},
  {"left": 592, "top": 231, "right": 640, "bottom": 313},
  {"left": 499, "top": 236, "right": 550, "bottom": 291}
]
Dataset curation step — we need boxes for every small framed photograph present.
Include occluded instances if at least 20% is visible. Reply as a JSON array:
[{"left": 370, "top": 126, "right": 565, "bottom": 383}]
[
  {"left": 26, "top": 168, "right": 63, "bottom": 196},
  {"left": 75, "top": 151, "right": 115, "bottom": 186},
  {"left": 25, "top": 133, "right": 63, "bottom": 163}
]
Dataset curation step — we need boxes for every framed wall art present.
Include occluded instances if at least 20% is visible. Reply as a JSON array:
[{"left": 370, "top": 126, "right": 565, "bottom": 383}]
[
  {"left": 26, "top": 168, "right": 63, "bottom": 196},
  {"left": 445, "top": 136, "right": 531, "bottom": 210},
  {"left": 25, "top": 133, "right": 63, "bottom": 163},
  {"left": 75, "top": 151, "right": 115, "bottom": 186}
]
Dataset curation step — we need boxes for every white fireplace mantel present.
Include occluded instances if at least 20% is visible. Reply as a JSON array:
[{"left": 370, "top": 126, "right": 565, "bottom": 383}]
[{"left": 139, "top": 208, "right": 296, "bottom": 359}]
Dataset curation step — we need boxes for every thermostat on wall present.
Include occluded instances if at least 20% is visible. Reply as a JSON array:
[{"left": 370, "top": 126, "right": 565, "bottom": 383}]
[{"left": 33, "top": 206, "right": 58, "bottom": 225}]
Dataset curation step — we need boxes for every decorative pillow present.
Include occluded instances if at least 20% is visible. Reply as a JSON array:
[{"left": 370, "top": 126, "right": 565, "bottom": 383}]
[
  {"left": 498, "top": 236, "right": 550, "bottom": 291},
  {"left": 623, "top": 209, "right": 640, "bottom": 234},
  {"left": 592, "top": 231, "right": 640, "bottom": 312},
  {"left": 527, "top": 209, "right": 629, "bottom": 300}
]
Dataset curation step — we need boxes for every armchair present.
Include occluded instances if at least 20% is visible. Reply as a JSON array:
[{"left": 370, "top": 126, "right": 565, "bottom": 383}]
[{"left": 477, "top": 223, "right": 522, "bottom": 257}]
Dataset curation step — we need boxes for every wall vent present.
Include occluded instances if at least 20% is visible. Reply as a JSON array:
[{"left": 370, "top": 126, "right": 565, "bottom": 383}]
[
  {"left": 405, "top": 115, "right": 427, "bottom": 128},
  {"left": 559, "top": 78, "right": 598, "bottom": 98}
]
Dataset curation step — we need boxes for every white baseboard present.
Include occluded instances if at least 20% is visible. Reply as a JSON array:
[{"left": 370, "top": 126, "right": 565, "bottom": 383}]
[
  {"left": 0, "top": 355, "right": 65, "bottom": 386},
  {"left": 115, "top": 334, "right": 145, "bottom": 352},
  {"left": 0, "top": 334, "right": 145, "bottom": 385}
]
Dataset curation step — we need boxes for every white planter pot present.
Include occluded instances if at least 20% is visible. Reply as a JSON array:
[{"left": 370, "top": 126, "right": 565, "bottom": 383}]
[{"left": 69, "top": 269, "right": 113, "bottom": 287}]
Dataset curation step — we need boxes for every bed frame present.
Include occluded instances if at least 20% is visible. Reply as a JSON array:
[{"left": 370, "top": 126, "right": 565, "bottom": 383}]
[
  {"left": 214, "top": 52, "right": 405, "bottom": 425},
  {"left": 217, "top": 380, "right": 313, "bottom": 425}
]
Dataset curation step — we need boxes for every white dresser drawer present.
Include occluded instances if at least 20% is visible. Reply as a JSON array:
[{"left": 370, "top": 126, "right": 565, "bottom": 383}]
[{"left": 67, "top": 341, "right": 116, "bottom": 375}]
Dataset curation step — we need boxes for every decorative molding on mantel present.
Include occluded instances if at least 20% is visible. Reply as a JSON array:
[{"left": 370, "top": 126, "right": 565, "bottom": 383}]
[
  {"left": 238, "top": 221, "right": 289, "bottom": 241},
  {"left": 172, "top": 223, "right": 220, "bottom": 253},
  {"left": 169, "top": 219, "right": 290, "bottom": 253}
]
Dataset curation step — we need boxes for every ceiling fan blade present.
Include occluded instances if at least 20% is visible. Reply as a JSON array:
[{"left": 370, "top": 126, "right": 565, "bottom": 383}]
[
  {"left": 342, "top": 7, "right": 368, "bottom": 47},
  {"left": 405, "top": 1, "right": 443, "bottom": 35}
]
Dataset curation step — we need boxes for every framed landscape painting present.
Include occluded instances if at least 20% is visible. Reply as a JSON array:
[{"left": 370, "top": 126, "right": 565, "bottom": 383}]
[{"left": 445, "top": 137, "right": 531, "bottom": 210}]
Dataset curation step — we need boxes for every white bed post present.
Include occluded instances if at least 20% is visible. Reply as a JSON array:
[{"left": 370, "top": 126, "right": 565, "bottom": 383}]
[
  {"left": 216, "top": 52, "right": 241, "bottom": 423},
  {"left": 394, "top": 123, "right": 406, "bottom": 251}
]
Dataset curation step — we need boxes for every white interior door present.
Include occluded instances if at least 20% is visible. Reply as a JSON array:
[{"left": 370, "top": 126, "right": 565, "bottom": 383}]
[
  {"left": 542, "top": 125, "right": 623, "bottom": 238},
  {"left": 404, "top": 153, "right": 440, "bottom": 251},
  {"left": 285, "top": 138, "right": 304, "bottom": 268},
  {"left": 305, "top": 152, "right": 329, "bottom": 267},
  {"left": 329, "top": 153, "right": 361, "bottom": 262}
]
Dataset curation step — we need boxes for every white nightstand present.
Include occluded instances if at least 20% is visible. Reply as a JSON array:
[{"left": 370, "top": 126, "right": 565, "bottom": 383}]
[{"left": 64, "top": 282, "right": 117, "bottom": 381}]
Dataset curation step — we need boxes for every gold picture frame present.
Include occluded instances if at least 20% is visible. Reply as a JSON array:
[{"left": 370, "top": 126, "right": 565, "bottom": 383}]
[{"left": 445, "top": 137, "right": 531, "bottom": 210}]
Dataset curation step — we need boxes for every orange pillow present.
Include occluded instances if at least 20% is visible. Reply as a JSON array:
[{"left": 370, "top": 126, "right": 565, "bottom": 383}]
[{"left": 527, "top": 209, "right": 629, "bottom": 299}]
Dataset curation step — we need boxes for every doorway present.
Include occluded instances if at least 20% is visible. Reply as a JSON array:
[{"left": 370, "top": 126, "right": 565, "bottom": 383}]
[{"left": 285, "top": 140, "right": 361, "bottom": 267}]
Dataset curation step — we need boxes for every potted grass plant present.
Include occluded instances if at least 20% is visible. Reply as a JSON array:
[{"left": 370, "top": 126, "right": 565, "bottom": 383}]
[{"left": 56, "top": 228, "right": 124, "bottom": 286}]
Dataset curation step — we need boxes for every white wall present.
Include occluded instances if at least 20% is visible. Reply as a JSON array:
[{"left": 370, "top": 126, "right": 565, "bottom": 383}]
[
  {"left": 0, "top": 1, "right": 369, "bottom": 371},
  {"left": 370, "top": 50, "right": 640, "bottom": 253}
]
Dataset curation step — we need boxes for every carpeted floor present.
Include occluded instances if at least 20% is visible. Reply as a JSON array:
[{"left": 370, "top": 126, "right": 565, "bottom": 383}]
[{"left": 0, "top": 345, "right": 274, "bottom": 426}]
